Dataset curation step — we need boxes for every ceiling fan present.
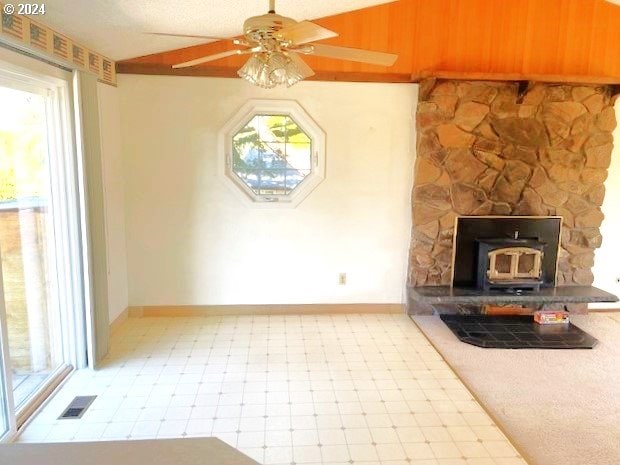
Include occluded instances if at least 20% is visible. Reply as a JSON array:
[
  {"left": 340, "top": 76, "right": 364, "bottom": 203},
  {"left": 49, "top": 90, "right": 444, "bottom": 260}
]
[{"left": 149, "top": 0, "right": 398, "bottom": 88}]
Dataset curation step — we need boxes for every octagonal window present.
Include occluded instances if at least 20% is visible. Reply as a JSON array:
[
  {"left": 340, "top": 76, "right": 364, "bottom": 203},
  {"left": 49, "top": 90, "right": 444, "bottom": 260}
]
[
  {"left": 219, "top": 100, "right": 325, "bottom": 207},
  {"left": 233, "top": 114, "right": 312, "bottom": 196}
]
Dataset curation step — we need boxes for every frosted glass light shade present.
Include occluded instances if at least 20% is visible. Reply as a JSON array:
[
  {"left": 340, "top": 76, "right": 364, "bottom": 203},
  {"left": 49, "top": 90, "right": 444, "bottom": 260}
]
[
  {"left": 238, "top": 54, "right": 276, "bottom": 89},
  {"left": 238, "top": 52, "right": 304, "bottom": 88}
]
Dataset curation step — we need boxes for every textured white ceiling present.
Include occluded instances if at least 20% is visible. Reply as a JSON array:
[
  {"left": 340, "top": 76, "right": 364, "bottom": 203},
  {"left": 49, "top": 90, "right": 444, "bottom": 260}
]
[{"left": 39, "top": 0, "right": 395, "bottom": 60}]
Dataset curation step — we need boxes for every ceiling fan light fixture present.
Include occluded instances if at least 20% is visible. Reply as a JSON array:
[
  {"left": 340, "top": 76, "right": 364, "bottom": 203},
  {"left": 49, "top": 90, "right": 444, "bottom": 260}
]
[
  {"left": 283, "top": 58, "right": 304, "bottom": 87},
  {"left": 238, "top": 52, "right": 303, "bottom": 88},
  {"left": 238, "top": 54, "right": 273, "bottom": 88},
  {"left": 267, "top": 52, "right": 289, "bottom": 84}
]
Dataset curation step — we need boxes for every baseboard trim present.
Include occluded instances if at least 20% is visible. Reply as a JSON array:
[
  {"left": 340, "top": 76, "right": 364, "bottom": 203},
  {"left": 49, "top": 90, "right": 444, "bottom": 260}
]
[
  {"left": 109, "top": 308, "right": 129, "bottom": 333},
  {"left": 127, "top": 303, "right": 404, "bottom": 318}
]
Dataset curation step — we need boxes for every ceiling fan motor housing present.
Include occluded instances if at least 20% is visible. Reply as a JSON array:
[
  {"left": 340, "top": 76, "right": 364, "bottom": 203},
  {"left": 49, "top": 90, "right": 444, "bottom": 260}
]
[{"left": 243, "top": 14, "right": 296, "bottom": 43}]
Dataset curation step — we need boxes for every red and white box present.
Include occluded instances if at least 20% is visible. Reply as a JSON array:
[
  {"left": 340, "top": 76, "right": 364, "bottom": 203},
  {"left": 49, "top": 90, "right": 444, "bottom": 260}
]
[{"left": 534, "top": 310, "right": 570, "bottom": 325}]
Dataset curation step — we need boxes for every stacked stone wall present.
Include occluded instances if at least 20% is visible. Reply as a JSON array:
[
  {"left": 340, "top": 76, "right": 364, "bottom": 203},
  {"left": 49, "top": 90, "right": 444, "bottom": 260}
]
[{"left": 409, "top": 79, "right": 617, "bottom": 290}]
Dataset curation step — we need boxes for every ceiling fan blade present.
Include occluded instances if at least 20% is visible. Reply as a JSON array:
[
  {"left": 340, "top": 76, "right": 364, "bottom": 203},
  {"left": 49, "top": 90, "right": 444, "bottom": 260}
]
[
  {"left": 146, "top": 32, "right": 232, "bottom": 41},
  {"left": 277, "top": 21, "right": 338, "bottom": 45},
  {"left": 287, "top": 52, "right": 315, "bottom": 79},
  {"left": 308, "top": 43, "right": 397, "bottom": 67},
  {"left": 172, "top": 49, "right": 247, "bottom": 68}
]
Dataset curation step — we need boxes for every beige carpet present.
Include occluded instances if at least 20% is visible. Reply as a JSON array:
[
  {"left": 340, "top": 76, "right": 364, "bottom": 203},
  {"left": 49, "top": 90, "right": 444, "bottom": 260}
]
[{"left": 413, "top": 312, "right": 620, "bottom": 465}]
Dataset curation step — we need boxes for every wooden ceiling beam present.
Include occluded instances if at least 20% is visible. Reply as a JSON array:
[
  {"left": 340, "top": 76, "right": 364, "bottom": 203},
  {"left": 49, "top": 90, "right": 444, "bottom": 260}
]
[
  {"left": 116, "top": 62, "right": 620, "bottom": 86},
  {"left": 115, "top": 61, "right": 412, "bottom": 83}
]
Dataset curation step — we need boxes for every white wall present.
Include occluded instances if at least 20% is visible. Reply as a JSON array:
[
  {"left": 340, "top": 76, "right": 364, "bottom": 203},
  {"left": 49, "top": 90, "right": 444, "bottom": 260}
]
[
  {"left": 592, "top": 102, "right": 620, "bottom": 309},
  {"left": 118, "top": 75, "right": 416, "bottom": 306},
  {"left": 97, "top": 83, "right": 129, "bottom": 320}
]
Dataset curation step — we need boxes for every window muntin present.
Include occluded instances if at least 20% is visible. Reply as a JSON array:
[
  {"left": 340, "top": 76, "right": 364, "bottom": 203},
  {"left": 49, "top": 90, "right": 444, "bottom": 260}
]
[{"left": 232, "top": 114, "right": 312, "bottom": 196}]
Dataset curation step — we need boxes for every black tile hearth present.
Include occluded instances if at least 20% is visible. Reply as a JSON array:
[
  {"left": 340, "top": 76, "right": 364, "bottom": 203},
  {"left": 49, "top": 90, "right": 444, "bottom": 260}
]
[{"left": 439, "top": 314, "right": 598, "bottom": 349}]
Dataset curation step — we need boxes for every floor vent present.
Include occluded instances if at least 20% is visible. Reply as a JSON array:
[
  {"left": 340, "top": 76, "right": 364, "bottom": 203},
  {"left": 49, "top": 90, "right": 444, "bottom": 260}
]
[{"left": 58, "top": 395, "right": 97, "bottom": 419}]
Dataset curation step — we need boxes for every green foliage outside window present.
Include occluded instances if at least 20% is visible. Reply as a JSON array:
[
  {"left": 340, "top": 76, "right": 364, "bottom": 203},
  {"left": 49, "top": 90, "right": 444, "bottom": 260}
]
[
  {"left": 231, "top": 114, "right": 312, "bottom": 195},
  {"left": 0, "top": 89, "right": 47, "bottom": 202}
]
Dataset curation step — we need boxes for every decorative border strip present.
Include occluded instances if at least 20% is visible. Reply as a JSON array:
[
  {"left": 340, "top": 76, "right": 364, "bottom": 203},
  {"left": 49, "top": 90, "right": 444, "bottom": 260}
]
[{"left": 0, "top": 1, "right": 116, "bottom": 85}]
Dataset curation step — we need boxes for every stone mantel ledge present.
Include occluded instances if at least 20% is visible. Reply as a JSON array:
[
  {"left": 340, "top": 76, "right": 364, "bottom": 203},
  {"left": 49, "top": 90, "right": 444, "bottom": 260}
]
[{"left": 408, "top": 285, "right": 619, "bottom": 306}]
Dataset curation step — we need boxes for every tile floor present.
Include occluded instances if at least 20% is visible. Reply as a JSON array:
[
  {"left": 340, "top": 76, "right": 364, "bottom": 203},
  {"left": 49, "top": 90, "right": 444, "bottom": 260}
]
[{"left": 17, "top": 314, "right": 528, "bottom": 465}]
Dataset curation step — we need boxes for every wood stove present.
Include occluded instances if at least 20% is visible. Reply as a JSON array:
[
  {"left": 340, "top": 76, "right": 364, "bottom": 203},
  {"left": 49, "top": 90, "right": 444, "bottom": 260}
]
[{"left": 451, "top": 216, "right": 562, "bottom": 291}]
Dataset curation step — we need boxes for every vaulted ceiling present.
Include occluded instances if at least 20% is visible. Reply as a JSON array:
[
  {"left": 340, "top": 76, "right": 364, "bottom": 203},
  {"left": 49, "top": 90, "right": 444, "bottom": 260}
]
[
  {"left": 116, "top": 0, "right": 620, "bottom": 84},
  {"left": 38, "top": 0, "right": 395, "bottom": 60},
  {"left": 36, "top": 1, "right": 620, "bottom": 84}
]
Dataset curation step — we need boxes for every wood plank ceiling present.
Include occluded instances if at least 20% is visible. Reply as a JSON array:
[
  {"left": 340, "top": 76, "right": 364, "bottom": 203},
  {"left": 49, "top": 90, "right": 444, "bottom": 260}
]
[{"left": 116, "top": 0, "right": 620, "bottom": 84}]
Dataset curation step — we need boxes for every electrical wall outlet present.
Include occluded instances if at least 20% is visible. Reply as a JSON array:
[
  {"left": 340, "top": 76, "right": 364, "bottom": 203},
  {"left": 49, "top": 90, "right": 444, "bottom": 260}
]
[{"left": 338, "top": 273, "right": 347, "bottom": 285}]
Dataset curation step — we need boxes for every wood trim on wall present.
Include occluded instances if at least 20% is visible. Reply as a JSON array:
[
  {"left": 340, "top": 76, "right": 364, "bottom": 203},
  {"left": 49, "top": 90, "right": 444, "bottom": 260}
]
[
  {"left": 114, "top": 62, "right": 412, "bottom": 83},
  {"left": 126, "top": 304, "right": 405, "bottom": 318},
  {"left": 588, "top": 308, "right": 620, "bottom": 313},
  {"left": 109, "top": 308, "right": 129, "bottom": 334},
  {"left": 116, "top": 61, "right": 620, "bottom": 86}
]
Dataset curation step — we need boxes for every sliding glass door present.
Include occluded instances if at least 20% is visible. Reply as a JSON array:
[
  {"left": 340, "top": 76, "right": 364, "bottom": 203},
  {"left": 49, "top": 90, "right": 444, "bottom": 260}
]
[
  {"left": 0, "top": 83, "right": 65, "bottom": 411},
  {"left": 0, "top": 53, "right": 86, "bottom": 435}
]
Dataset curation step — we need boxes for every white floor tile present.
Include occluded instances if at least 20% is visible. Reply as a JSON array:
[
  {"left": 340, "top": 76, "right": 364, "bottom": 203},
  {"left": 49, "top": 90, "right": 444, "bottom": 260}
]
[
  {"left": 101, "top": 421, "right": 134, "bottom": 440},
  {"left": 185, "top": 418, "right": 213, "bottom": 435},
  {"left": 349, "top": 443, "right": 379, "bottom": 461},
  {"left": 131, "top": 420, "right": 161, "bottom": 438},
  {"left": 15, "top": 314, "right": 526, "bottom": 465}
]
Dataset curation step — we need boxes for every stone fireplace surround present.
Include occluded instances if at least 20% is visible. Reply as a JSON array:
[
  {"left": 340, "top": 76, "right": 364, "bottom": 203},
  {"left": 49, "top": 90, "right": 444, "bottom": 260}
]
[{"left": 408, "top": 78, "right": 618, "bottom": 313}]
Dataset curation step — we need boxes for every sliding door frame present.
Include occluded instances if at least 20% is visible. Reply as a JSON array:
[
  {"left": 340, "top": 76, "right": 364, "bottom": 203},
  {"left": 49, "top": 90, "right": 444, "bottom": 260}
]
[
  {"left": 0, "top": 49, "right": 89, "bottom": 434},
  {"left": 0, "top": 252, "right": 17, "bottom": 441}
]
